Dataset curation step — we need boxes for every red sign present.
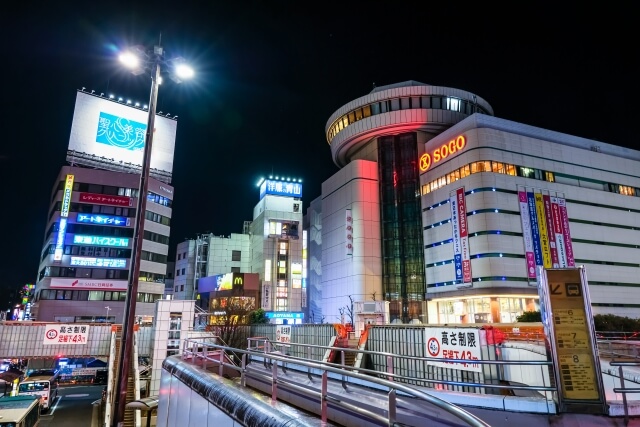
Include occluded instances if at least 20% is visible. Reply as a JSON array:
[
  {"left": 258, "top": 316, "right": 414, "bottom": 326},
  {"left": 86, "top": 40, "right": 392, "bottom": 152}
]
[
  {"left": 79, "top": 192, "right": 133, "bottom": 207},
  {"left": 419, "top": 135, "right": 466, "bottom": 172}
]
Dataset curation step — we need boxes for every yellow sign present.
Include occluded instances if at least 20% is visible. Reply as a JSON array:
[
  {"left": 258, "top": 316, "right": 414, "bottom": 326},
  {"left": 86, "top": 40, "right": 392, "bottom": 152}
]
[
  {"left": 546, "top": 269, "right": 601, "bottom": 401},
  {"left": 61, "top": 174, "right": 75, "bottom": 218},
  {"left": 535, "top": 193, "right": 552, "bottom": 268}
]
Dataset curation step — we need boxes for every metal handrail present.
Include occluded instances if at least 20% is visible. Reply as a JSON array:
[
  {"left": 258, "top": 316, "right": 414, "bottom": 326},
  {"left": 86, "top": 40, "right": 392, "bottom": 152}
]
[
  {"left": 182, "top": 337, "right": 490, "bottom": 427},
  {"left": 610, "top": 359, "right": 640, "bottom": 426}
]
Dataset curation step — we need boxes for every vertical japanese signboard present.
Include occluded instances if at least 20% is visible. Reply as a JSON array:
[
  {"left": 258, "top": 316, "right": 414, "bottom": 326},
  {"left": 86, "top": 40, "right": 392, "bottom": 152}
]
[
  {"left": 54, "top": 174, "right": 75, "bottom": 261},
  {"left": 345, "top": 209, "right": 353, "bottom": 256},
  {"left": 518, "top": 190, "right": 537, "bottom": 279},
  {"left": 425, "top": 327, "right": 481, "bottom": 372},
  {"left": 538, "top": 268, "right": 605, "bottom": 413},
  {"left": 450, "top": 187, "right": 471, "bottom": 283}
]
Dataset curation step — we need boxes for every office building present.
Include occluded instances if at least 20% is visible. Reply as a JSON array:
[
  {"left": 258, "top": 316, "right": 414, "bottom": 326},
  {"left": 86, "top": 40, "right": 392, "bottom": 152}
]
[{"left": 32, "top": 90, "right": 177, "bottom": 322}]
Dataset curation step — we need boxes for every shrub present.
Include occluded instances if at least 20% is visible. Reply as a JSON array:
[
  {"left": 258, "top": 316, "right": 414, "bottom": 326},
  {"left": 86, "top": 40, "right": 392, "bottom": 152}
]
[{"left": 516, "top": 310, "right": 542, "bottom": 322}]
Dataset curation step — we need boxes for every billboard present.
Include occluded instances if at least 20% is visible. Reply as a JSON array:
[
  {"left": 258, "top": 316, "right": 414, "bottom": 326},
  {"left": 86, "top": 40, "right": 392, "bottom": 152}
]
[
  {"left": 66, "top": 91, "right": 177, "bottom": 177},
  {"left": 450, "top": 187, "right": 471, "bottom": 283},
  {"left": 49, "top": 277, "right": 128, "bottom": 290},
  {"left": 259, "top": 179, "right": 302, "bottom": 199}
]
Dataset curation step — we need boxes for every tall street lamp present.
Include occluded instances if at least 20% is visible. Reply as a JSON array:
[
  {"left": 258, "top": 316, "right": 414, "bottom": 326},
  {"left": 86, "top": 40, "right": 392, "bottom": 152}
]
[{"left": 113, "top": 38, "right": 193, "bottom": 427}]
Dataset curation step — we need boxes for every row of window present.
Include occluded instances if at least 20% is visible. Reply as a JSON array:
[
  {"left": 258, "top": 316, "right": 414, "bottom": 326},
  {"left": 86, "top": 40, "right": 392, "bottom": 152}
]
[
  {"left": 39, "top": 266, "right": 128, "bottom": 281},
  {"left": 42, "top": 245, "right": 131, "bottom": 261},
  {"left": 49, "top": 202, "right": 135, "bottom": 222},
  {"left": 326, "top": 95, "right": 490, "bottom": 142},
  {"left": 37, "top": 289, "right": 162, "bottom": 303},
  {"left": 422, "top": 160, "right": 640, "bottom": 198},
  {"left": 53, "top": 180, "right": 139, "bottom": 203}
]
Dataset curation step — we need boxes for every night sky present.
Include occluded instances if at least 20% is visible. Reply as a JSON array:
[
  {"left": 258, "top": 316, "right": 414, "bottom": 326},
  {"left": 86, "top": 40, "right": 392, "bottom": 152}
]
[{"left": 1, "top": 3, "right": 636, "bottom": 294}]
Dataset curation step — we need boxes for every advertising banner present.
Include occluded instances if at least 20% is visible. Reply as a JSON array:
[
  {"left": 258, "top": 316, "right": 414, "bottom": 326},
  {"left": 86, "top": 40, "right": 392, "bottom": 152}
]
[
  {"left": 551, "top": 197, "right": 568, "bottom": 267},
  {"left": 518, "top": 191, "right": 537, "bottom": 279},
  {"left": 43, "top": 324, "right": 90, "bottom": 345},
  {"left": 456, "top": 188, "right": 472, "bottom": 283},
  {"left": 425, "top": 327, "right": 482, "bottom": 373},
  {"left": 67, "top": 92, "right": 177, "bottom": 175},
  {"left": 49, "top": 277, "right": 128, "bottom": 290},
  {"left": 527, "top": 192, "right": 543, "bottom": 267},
  {"left": 535, "top": 193, "right": 552, "bottom": 268},
  {"left": 262, "top": 283, "right": 271, "bottom": 310},
  {"left": 79, "top": 193, "right": 133, "bottom": 207},
  {"left": 558, "top": 198, "right": 575, "bottom": 267},
  {"left": 450, "top": 191, "right": 462, "bottom": 281},
  {"left": 543, "top": 194, "right": 560, "bottom": 268}
]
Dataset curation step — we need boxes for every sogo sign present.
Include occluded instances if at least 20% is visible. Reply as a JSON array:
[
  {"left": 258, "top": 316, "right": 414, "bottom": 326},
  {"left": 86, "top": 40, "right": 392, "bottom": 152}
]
[{"left": 419, "top": 135, "right": 466, "bottom": 172}]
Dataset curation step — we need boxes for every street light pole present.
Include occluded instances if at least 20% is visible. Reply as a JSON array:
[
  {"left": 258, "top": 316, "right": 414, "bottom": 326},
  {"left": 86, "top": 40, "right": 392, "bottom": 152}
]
[{"left": 113, "top": 54, "right": 161, "bottom": 427}]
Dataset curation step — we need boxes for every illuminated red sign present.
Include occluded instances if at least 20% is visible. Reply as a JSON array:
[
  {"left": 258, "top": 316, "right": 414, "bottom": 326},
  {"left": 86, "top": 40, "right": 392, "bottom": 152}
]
[
  {"left": 419, "top": 135, "right": 466, "bottom": 172},
  {"left": 79, "top": 193, "right": 133, "bottom": 207}
]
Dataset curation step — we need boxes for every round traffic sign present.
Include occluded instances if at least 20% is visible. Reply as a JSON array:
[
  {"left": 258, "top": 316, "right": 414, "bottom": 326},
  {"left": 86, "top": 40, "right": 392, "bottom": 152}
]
[
  {"left": 45, "top": 329, "right": 58, "bottom": 340},
  {"left": 427, "top": 337, "right": 440, "bottom": 357}
]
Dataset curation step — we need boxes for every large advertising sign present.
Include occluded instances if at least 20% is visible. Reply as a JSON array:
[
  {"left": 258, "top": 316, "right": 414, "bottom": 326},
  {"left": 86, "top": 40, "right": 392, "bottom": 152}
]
[
  {"left": 76, "top": 213, "right": 131, "bottom": 226},
  {"left": 73, "top": 235, "right": 129, "bottom": 247},
  {"left": 259, "top": 179, "right": 303, "bottom": 199},
  {"left": 70, "top": 257, "right": 127, "bottom": 268},
  {"left": 519, "top": 189, "right": 575, "bottom": 278},
  {"left": 43, "top": 324, "right": 90, "bottom": 345},
  {"left": 79, "top": 193, "right": 133, "bottom": 207},
  {"left": 67, "top": 91, "right": 177, "bottom": 176},
  {"left": 55, "top": 174, "right": 75, "bottom": 261},
  {"left": 450, "top": 187, "right": 471, "bottom": 283},
  {"left": 49, "top": 277, "right": 128, "bottom": 290},
  {"left": 425, "top": 327, "right": 481, "bottom": 373}
]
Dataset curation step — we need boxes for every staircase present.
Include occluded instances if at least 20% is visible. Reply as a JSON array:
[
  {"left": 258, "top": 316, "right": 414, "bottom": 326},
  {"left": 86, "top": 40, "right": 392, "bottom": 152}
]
[{"left": 105, "top": 325, "right": 139, "bottom": 427}]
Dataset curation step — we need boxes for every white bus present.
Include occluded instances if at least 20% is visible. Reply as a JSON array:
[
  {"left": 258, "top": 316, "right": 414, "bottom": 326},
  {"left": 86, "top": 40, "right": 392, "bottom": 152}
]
[
  {"left": 17, "top": 371, "right": 59, "bottom": 411},
  {"left": 0, "top": 395, "right": 41, "bottom": 427}
]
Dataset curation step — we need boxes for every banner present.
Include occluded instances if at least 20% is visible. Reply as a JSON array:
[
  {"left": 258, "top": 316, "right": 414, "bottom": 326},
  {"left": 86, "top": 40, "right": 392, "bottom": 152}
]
[
  {"left": 543, "top": 194, "right": 560, "bottom": 268},
  {"left": 551, "top": 197, "right": 568, "bottom": 267},
  {"left": 558, "top": 198, "right": 575, "bottom": 267},
  {"left": 518, "top": 191, "right": 537, "bottom": 279},
  {"left": 527, "top": 192, "right": 543, "bottom": 267},
  {"left": 450, "top": 192, "right": 463, "bottom": 281},
  {"left": 456, "top": 188, "right": 472, "bottom": 283},
  {"left": 535, "top": 193, "right": 552, "bottom": 268}
]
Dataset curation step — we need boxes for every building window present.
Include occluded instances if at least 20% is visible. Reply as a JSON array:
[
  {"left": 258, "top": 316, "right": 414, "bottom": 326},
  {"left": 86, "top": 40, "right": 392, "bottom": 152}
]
[
  {"left": 232, "top": 250, "right": 241, "bottom": 261},
  {"left": 231, "top": 267, "right": 240, "bottom": 273},
  {"left": 181, "top": 268, "right": 185, "bottom": 275}
]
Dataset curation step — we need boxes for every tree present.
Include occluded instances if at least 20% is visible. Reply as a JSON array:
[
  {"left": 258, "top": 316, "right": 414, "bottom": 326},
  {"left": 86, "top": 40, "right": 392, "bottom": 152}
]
[
  {"left": 516, "top": 310, "right": 541, "bottom": 322},
  {"left": 594, "top": 314, "right": 640, "bottom": 333},
  {"left": 249, "top": 308, "right": 269, "bottom": 324},
  {"left": 205, "top": 292, "right": 255, "bottom": 349}
]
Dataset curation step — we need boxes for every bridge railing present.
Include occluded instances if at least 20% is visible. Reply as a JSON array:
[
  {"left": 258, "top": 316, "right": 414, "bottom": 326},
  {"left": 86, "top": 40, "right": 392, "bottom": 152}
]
[{"left": 181, "top": 337, "right": 491, "bottom": 427}]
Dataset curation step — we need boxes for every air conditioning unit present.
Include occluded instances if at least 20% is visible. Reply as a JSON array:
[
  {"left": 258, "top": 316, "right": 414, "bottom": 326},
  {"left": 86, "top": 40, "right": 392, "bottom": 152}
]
[{"left": 362, "top": 302, "right": 377, "bottom": 313}]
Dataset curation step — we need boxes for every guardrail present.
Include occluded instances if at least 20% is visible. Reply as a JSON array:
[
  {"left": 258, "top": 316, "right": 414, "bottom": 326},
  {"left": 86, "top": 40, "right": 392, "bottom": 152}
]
[
  {"left": 246, "top": 337, "right": 556, "bottom": 397},
  {"left": 182, "top": 337, "right": 491, "bottom": 427},
  {"left": 610, "top": 359, "right": 640, "bottom": 426}
]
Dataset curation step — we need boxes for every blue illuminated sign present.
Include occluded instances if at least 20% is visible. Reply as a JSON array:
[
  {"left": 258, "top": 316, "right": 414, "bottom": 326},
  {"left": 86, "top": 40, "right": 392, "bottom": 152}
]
[
  {"left": 259, "top": 179, "right": 303, "bottom": 199},
  {"left": 73, "top": 235, "right": 129, "bottom": 247},
  {"left": 70, "top": 257, "right": 127, "bottom": 268},
  {"left": 76, "top": 213, "right": 130, "bottom": 227},
  {"left": 96, "top": 112, "right": 146, "bottom": 151},
  {"left": 54, "top": 218, "right": 67, "bottom": 261},
  {"left": 265, "top": 312, "right": 304, "bottom": 319}
]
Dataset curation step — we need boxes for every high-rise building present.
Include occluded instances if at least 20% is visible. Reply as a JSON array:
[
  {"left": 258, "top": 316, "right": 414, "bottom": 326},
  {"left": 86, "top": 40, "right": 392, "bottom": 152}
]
[
  {"left": 251, "top": 177, "right": 305, "bottom": 324},
  {"left": 314, "top": 80, "right": 640, "bottom": 325},
  {"left": 32, "top": 90, "right": 178, "bottom": 323}
]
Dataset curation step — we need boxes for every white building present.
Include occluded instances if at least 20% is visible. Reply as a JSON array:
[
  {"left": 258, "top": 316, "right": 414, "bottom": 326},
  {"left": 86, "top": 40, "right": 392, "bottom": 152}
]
[
  {"left": 316, "top": 80, "right": 640, "bottom": 324},
  {"left": 173, "top": 233, "right": 252, "bottom": 302}
]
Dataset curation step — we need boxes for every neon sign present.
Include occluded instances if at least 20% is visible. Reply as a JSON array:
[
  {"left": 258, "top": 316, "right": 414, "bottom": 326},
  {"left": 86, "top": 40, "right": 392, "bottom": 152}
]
[
  {"left": 73, "top": 235, "right": 129, "bottom": 247},
  {"left": 54, "top": 218, "right": 67, "bottom": 261},
  {"left": 76, "top": 213, "right": 130, "bottom": 226},
  {"left": 61, "top": 175, "right": 75, "bottom": 217},
  {"left": 260, "top": 179, "right": 303, "bottom": 199},
  {"left": 419, "top": 135, "right": 467, "bottom": 172},
  {"left": 70, "top": 257, "right": 127, "bottom": 268}
]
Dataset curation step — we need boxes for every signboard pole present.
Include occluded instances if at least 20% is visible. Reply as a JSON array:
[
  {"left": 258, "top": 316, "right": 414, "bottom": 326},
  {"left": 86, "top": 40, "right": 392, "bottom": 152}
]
[{"left": 538, "top": 267, "right": 606, "bottom": 414}]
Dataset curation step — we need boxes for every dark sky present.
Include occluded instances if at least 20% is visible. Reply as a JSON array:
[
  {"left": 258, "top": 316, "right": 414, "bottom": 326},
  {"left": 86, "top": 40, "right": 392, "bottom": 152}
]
[{"left": 0, "top": 2, "right": 637, "bottom": 290}]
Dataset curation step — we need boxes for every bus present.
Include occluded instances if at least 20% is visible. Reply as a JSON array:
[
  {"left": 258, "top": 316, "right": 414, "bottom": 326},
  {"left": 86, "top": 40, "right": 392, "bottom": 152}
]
[
  {"left": 17, "top": 371, "right": 59, "bottom": 411},
  {"left": 0, "top": 395, "right": 41, "bottom": 427}
]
